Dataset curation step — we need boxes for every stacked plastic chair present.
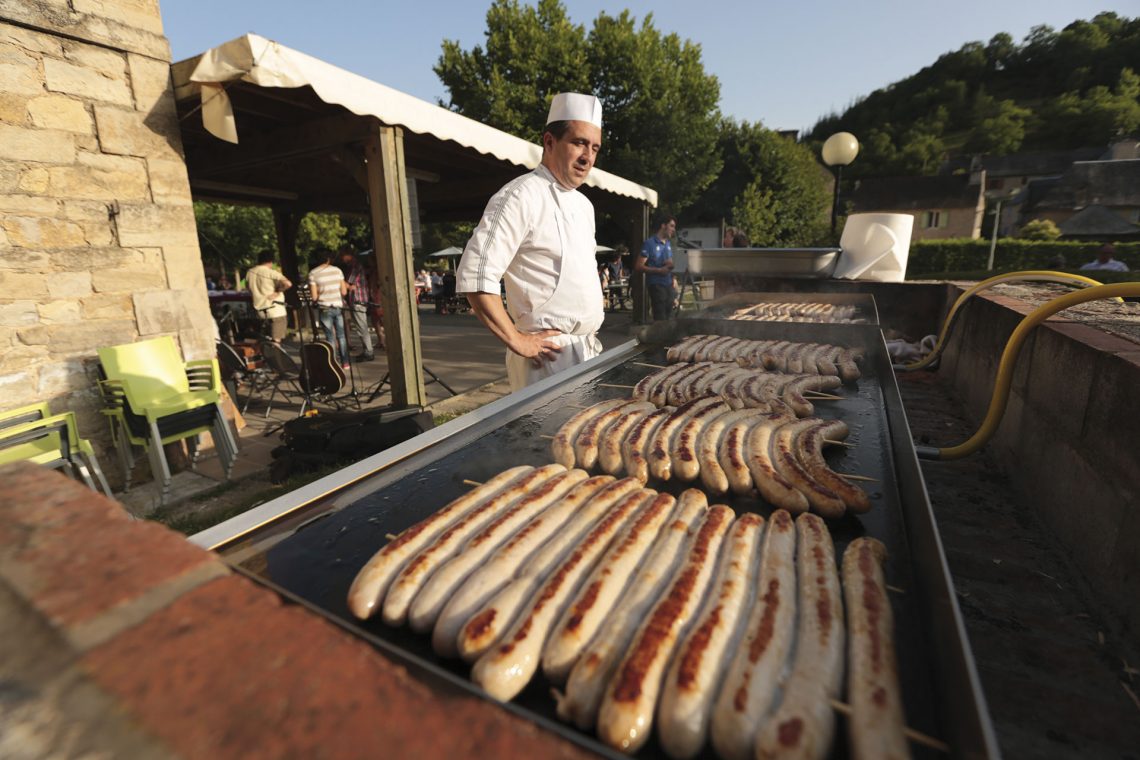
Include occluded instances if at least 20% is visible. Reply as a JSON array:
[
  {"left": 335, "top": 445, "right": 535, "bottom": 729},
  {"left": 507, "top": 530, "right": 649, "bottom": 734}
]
[
  {"left": 97, "top": 336, "right": 238, "bottom": 506},
  {"left": 0, "top": 402, "right": 113, "bottom": 496}
]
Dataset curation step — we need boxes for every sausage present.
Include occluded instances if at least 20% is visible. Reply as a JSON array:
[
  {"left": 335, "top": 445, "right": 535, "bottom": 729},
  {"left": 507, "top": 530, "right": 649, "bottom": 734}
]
[
  {"left": 667, "top": 335, "right": 705, "bottom": 364},
  {"left": 746, "top": 417, "right": 810, "bottom": 513},
  {"left": 622, "top": 406, "right": 674, "bottom": 483},
  {"left": 694, "top": 336, "right": 733, "bottom": 363},
  {"left": 710, "top": 337, "right": 748, "bottom": 363},
  {"left": 455, "top": 477, "right": 643, "bottom": 662},
  {"left": 556, "top": 490, "right": 708, "bottom": 730},
  {"left": 597, "top": 403, "right": 657, "bottom": 475},
  {"left": 542, "top": 492, "right": 678, "bottom": 684},
  {"left": 797, "top": 419, "right": 872, "bottom": 514},
  {"left": 657, "top": 513, "right": 764, "bottom": 759},
  {"left": 347, "top": 465, "right": 535, "bottom": 620},
  {"left": 382, "top": 464, "right": 567, "bottom": 626},
  {"left": 670, "top": 398, "right": 733, "bottom": 482},
  {"left": 649, "top": 397, "right": 725, "bottom": 482},
  {"left": 710, "top": 509, "right": 798, "bottom": 760},
  {"left": 654, "top": 363, "right": 709, "bottom": 407},
  {"left": 754, "top": 513, "right": 845, "bottom": 760},
  {"left": 635, "top": 363, "right": 687, "bottom": 402},
  {"left": 407, "top": 468, "right": 588, "bottom": 633},
  {"left": 843, "top": 538, "right": 910, "bottom": 760},
  {"left": 698, "top": 409, "right": 762, "bottom": 496},
  {"left": 432, "top": 475, "right": 615, "bottom": 657},
  {"left": 666, "top": 363, "right": 714, "bottom": 407},
  {"left": 718, "top": 413, "right": 770, "bottom": 495},
  {"left": 678, "top": 335, "right": 716, "bottom": 364},
  {"left": 553, "top": 399, "right": 629, "bottom": 468},
  {"left": 785, "top": 343, "right": 808, "bottom": 374},
  {"left": 692, "top": 365, "right": 738, "bottom": 397},
  {"left": 772, "top": 419, "right": 846, "bottom": 518},
  {"left": 836, "top": 347, "right": 862, "bottom": 383},
  {"left": 596, "top": 504, "right": 736, "bottom": 753},
  {"left": 760, "top": 341, "right": 791, "bottom": 372},
  {"left": 720, "top": 368, "right": 759, "bottom": 410},
  {"left": 471, "top": 488, "right": 656, "bottom": 701},
  {"left": 576, "top": 400, "right": 643, "bottom": 470}
]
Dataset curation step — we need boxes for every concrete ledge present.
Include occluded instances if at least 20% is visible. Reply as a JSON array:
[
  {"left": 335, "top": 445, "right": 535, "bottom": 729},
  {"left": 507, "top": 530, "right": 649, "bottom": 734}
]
[{"left": 941, "top": 290, "right": 1140, "bottom": 637}]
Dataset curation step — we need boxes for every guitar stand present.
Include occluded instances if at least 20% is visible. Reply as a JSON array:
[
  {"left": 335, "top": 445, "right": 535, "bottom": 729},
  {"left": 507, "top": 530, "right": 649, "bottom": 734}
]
[{"left": 363, "top": 364, "right": 457, "bottom": 404}]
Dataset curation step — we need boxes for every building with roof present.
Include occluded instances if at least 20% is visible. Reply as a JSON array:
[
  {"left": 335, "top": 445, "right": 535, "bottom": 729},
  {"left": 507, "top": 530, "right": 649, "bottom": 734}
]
[
  {"left": 847, "top": 172, "right": 986, "bottom": 241},
  {"left": 1019, "top": 159, "right": 1140, "bottom": 241}
]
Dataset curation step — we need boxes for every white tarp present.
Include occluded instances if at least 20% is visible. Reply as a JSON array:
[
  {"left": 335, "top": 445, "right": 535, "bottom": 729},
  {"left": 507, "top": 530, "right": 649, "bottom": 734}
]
[
  {"left": 188, "top": 34, "right": 657, "bottom": 207},
  {"left": 427, "top": 246, "right": 464, "bottom": 258}
]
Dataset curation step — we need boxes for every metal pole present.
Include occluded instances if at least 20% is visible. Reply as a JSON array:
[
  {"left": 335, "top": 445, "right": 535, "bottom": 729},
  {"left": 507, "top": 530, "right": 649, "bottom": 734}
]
[
  {"left": 830, "top": 165, "right": 843, "bottom": 235},
  {"left": 986, "top": 199, "right": 1002, "bottom": 271}
]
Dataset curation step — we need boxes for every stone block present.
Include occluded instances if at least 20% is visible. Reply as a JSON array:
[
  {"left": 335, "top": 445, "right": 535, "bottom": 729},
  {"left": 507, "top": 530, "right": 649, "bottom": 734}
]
[
  {"left": 92, "top": 265, "right": 166, "bottom": 293},
  {"left": 1024, "top": 326, "right": 1097, "bottom": 440},
  {"left": 28, "top": 95, "right": 92, "bottom": 134},
  {"left": 127, "top": 53, "right": 174, "bottom": 115},
  {"left": 48, "top": 271, "right": 94, "bottom": 298},
  {"left": 93, "top": 104, "right": 181, "bottom": 160},
  {"left": 36, "top": 359, "right": 89, "bottom": 396},
  {"left": 0, "top": 1, "right": 169, "bottom": 60},
  {"left": 115, "top": 203, "right": 198, "bottom": 247},
  {"left": 42, "top": 320, "right": 137, "bottom": 355},
  {"left": 0, "top": 271, "right": 50, "bottom": 299},
  {"left": 1080, "top": 351, "right": 1140, "bottom": 490},
  {"left": 0, "top": 369, "right": 40, "bottom": 407},
  {"left": 80, "top": 293, "right": 133, "bottom": 320},
  {"left": 162, "top": 246, "right": 207, "bottom": 290},
  {"left": 146, "top": 157, "right": 190, "bottom": 205},
  {"left": 0, "top": 123, "right": 76, "bottom": 164},
  {"left": 17, "top": 167, "right": 50, "bottom": 193},
  {"left": 71, "top": 0, "right": 166, "bottom": 36},
  {"left": 47, "top": 162, "right": 149, "bottom": 201},
  {"left": 0, "top": 193, "right": 58, "bottom": 215},
  {"left": 0, "top": 162, "right": 23, "bottom": 193},
  {"left": 55, "top": 246, "right": 142, "bottom": 272},
  {"left": 61, "top": 38, "right": 126, "bottom": 80},
  {"left": 0, "top": 342, "right": 49, "bottom": 374},
  {"left": 133, "top": 289, "right": 190, "bottom": 334},
  {"left": 0, "top": 42, "right": 43, "bottom": 96},
  {"left": 38, "top": 301, "right": 82, "bottom": 324},
  {"left": 1, "top": 215, "right": 86, "bottom": 248},
  {"left": 0, "top": 23, "right": 64, "bottom": 57},
  {"left": 0, "top": 92, "right": 28, "bottom": 125},
  {"left": 44, "top": 58, "right": 132, "bottom": 107},
  {"left": 179, "top": 327, "right": 216, "bottom": 361},
  {"left": 0, "top": 301, "right": 39, "bottom": 327}
]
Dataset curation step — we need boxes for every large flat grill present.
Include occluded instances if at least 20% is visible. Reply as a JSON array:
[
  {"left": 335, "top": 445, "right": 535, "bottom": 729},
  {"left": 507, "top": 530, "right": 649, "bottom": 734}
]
[{"left": 198, "top": 317, "right": 998, "bottom": 760}]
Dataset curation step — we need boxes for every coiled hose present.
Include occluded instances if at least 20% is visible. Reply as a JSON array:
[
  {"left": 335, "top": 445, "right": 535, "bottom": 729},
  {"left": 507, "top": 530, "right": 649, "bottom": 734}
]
[
  {"left": 901, "top": 270, "right": 1121, "bottom": 371},
  {"left": 915, "top": 282, "right": 1140, "bottom": 460}
]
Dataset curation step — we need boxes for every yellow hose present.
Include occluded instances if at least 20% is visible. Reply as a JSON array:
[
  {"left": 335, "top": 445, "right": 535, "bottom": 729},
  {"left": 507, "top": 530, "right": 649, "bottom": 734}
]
[
  {"left": 917, "top": 283, "right": 1140, "bottom": 460},
  {"left": 903, "top": 270, "right": 1120, "bottom": 371}
]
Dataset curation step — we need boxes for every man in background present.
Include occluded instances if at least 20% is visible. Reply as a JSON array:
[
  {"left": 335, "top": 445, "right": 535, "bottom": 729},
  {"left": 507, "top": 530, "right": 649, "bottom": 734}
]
[
  {"left": 636, "top": 214, "right": 676, "bottom": 321},
  {"left": 1080, "top": 243, "right": 1129, "bottom": 272},
  {"left": 246, "top": 250, "right": 292, "bottom": 342},
  {"left": 308, "top": 247, "right": 349, "bottom": 369},
  {"left": 338, "top": 246, "right": 376, "bottom": 362}
]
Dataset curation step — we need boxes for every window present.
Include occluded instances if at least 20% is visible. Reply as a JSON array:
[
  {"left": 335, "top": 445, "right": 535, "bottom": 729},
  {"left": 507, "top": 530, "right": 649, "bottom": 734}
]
[{"left": 922, "top": 211, "right": 949, "bottom": 229}]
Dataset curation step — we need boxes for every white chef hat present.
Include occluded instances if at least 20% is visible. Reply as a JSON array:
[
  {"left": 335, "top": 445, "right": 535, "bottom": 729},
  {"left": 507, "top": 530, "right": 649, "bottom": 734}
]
[{"left": 546, "top": 92, "right": 603, "bottom": 128}]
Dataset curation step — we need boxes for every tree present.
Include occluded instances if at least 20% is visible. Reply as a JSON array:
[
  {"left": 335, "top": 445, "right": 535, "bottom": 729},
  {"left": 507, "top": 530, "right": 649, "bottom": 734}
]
[
  {"left": 1018, "top": 219, "right": 1061, "bottom": 240},
  {"left": 192, "top": 201, "right": 276, "bottom": 274},
  {"left": 434, "top": 1, "right": 722, "bottom": 212},
  {"left": 296, "top": 213, "right": 348, "bottom": 258},
  {"left": 965, "top": 93, "right": 1031, "bottom": 154}
]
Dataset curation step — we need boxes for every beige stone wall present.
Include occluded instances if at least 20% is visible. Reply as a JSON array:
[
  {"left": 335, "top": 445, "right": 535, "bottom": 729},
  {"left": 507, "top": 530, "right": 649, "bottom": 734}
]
[{"left": 0, "top": 0, "right": 215, "bottom": 471}]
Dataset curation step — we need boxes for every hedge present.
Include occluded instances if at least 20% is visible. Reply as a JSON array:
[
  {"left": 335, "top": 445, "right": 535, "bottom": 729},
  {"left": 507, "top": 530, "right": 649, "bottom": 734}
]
[{"left": 905, "top": 239, "right": 1140, "bottom": 278}]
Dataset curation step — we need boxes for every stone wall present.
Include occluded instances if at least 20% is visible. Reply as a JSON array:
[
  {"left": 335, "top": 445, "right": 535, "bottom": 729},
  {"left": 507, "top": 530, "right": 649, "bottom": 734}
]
[{"left": 0, "top": 0, "right": 215, "bottom": 479}]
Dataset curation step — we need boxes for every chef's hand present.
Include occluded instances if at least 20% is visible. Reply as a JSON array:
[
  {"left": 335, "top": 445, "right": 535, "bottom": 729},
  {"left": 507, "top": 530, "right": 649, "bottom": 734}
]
[{"left": 511, "top": 329, "right": 563, "bottom": 368}]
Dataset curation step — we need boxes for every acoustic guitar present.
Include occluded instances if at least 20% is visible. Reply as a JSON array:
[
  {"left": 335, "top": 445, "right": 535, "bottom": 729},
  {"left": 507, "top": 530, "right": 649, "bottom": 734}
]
[{"left": 295, "top": 291, "right": 346, "bottom": 396}]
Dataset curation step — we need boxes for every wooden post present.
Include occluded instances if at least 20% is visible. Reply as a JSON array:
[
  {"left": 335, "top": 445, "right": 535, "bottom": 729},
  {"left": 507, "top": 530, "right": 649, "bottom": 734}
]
[
  {"left": 272, "top": 206, "right": 303, "bottom": 331},
  {"left": 630, "top": 201, "right": 651, "bottom": 324},
  {"left": 365, "top": 124, "right": 426, "bottom": 407}
]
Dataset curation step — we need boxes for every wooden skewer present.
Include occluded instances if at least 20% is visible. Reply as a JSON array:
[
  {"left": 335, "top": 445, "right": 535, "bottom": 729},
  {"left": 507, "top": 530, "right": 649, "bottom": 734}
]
[
  {"left": 824, "top": 439, "right": 855, "bottom": 448},
  {"left": 887, "top": 584, "right": 906, "bottom": 595},
  {"left": 838, "top": 473, "right": 879, "bottom": 483},
  {"left": 540, "top": 434, "right": 555, "bottom": 439},
  {"left": 597, "top": 383, "right": 635, "bottom": 389},
  {"left": 631, "top": 361, "right": 667, "bottom": 369},
  {"left": 804, "top": 392, "right": 844, "bottom": 400},
  {"left": 829, "top": 699, "right": 949, "bottom": 753},
  {"left": 385, "top": 532, "right": 397, "bottom": 541},
  {"left": 462, "top": 479, "right": 483, "bottom": 487}
]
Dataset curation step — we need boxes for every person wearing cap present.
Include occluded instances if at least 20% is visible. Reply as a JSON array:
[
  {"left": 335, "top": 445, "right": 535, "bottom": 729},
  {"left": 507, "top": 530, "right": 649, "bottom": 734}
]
[{"left": 456, "top": 92, "right": 606, "bottom": 391}]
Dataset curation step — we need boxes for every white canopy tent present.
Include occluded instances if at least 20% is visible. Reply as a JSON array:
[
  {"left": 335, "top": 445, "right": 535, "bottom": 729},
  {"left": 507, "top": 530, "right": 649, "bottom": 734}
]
[{"left": 427, "top": 246, "right": 464, "bottom": 258}]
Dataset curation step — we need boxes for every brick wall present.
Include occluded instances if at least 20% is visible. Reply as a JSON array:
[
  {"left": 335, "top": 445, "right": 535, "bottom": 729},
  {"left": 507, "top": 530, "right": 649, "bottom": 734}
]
[{"left": 0, "top": 0, "right": 215, "bottom": 475}]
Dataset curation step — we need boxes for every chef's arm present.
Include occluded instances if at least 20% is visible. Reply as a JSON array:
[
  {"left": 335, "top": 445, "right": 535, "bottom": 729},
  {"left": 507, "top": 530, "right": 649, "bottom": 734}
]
[{"left": 465, "top": 292, "right": 562, "bottom": 361}]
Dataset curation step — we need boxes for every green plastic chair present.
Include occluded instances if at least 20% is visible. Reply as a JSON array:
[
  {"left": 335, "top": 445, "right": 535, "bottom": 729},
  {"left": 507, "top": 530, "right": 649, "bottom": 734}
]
[
  {"left": 0, "top": 402, "right": 113, "bottom": 496},
  {"left": 97, "top": 337, "right": 238, "bottom": 505}
]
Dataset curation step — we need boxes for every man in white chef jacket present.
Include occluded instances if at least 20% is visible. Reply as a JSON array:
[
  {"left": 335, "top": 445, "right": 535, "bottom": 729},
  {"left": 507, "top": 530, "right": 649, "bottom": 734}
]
[{"left": 456, "top": 92, "right": 606, "bottom": 392}]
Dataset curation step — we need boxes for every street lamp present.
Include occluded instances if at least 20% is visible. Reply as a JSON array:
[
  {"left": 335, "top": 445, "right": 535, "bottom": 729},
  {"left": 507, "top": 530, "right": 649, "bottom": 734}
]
[
  {"left": 985, "top": 188, "right": 1020, "bottom": 271},
  {"left": 822, "top": 132, "right": 860, "bottom": 235}
]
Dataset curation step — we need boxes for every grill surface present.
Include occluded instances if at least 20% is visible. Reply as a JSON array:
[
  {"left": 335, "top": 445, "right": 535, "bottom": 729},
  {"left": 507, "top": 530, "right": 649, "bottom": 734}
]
[{"left": 203, "top": 319, "right": 997, "bottom": 759}]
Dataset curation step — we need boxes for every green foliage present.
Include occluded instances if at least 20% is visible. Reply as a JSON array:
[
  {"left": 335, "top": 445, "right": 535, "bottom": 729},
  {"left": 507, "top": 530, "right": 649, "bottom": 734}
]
[
  {"left": 434, "top": 0, "right": 722, "bottom": 212},
  {"left": 192, "top": 202, "right": 275, "bottom": 273},
  {"left": 296, "top": 213, "right": 348, "bottom": 257},
  {"left": 905, "top": 238, "right": 1140, "bottom": 277},
  {"left": 808, "top": 13, "right": 1140, "bottom": 176},
  {"left": 1018, "top": 219, "right": 1062, "bottom": 240}
]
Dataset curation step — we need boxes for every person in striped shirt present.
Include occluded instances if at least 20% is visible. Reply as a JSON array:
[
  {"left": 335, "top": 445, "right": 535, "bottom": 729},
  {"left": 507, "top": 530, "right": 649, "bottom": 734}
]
[{"left": 308, "top": 247, "right": 350, "bottom": 369}]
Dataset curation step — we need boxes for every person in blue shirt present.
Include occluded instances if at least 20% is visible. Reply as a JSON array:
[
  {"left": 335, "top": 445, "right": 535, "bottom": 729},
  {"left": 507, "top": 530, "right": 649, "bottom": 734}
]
[{"left": 636, "top": 215, "right": 676, "bottom": 320}]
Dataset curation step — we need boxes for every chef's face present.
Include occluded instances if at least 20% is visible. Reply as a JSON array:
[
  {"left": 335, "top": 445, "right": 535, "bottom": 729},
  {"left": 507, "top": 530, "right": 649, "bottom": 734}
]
[{"left": 543, "top": 120, "right": 602, "bottom": 189}]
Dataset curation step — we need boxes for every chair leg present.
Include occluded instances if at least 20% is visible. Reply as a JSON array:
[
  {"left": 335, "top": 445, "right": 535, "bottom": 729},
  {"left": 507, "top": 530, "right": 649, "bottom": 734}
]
[
  {"left": 84, "top": 451, "right": 114, "bottom": 498},
  {"left": 148, "top": 421, "right": 172, "bottom": 507},
  {"left": 213, "top": 403, "right": 238, "bottom": 479},
  {"left": 187, "top": 435, "right": 200, "bottom": 470},
  {"left": 73, "top": 459, "right": 98, "bottom": 492}
]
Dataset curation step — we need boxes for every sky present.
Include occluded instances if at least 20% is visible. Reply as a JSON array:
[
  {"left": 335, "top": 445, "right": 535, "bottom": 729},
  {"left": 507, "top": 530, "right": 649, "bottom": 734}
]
[{"left": 162, "top": 0, "right": 1126, "bottom": 136}]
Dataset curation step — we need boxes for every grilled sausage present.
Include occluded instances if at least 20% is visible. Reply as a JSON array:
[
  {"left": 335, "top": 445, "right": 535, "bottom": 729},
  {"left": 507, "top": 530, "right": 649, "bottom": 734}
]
[
  {"left": 843, "top": 538, "right": 910, "bottom": 760},
  {"left": 650, "top": 397, "right": 725, "bottom": 482},
  {"left": 635, "top": 363, "right": 687, "bottom": 401},
  {"left": 746, "top": 417, "right": 810, "bottom": 513},
  {"left": 542, "top": 492, "right": 678, "bottom": 684},
  {"left": 556, "top": 490, "right": 708, "bottom": 730},
  {"left": 347, "top": 465, "right": 534, "bottom": 620},
  {"left": 670, "top": 398, "right": 733, "bottom": 482},
  {"left": 773, "top": 419, "right": 845, "bottom": 518},
  {"left": 710, "top": 509, "right": 798, "bottom": 760},
  {"left": 596, "top": 504, "right": 735, "bottom": 753},
  {"left": 665, "top": 363, "right": 713, "bottom": 407},
  {"left": 597, "top": 403, "right": 657, "bottom": 475},
  {"left": 553, "top": 399, "right": 629, "bottom": 468},
  {"left": 698, "top": 409, "right": 763, "bottom": 496},
  {"left": 667, "top": 335, "right": 705, "bottom": 364},
  {"left": 754, "top": 513, "right": 845, "bottom": 760},
  {"left": 408, "top": 468, "right": 588, "bottom": 633},
  {"left": 622, "top": 406, "right": 674, "bottom": 484},
  {"left": 797, "top": 419, "right": 872, "bottom": 514},
  {"left": 657, "top": 513, "right": 764, "bottom": 759},
  {"left": 432, "top": 475, "right": 615, "bottom": 657},
  {"left": 456, "top": 478, "right": 643, "bottom": 662},
  {"left": 382, "top": 464, "right": 567, "bottom": 626},
  {"left": 576, "top": 400, "right": 643, "bottom": 470},
  {"left": 718, "top": 414, "right": 769, "bottom": 496},
  {"left": 471, "top": 488, "right": 655, "bottom": 701}
]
